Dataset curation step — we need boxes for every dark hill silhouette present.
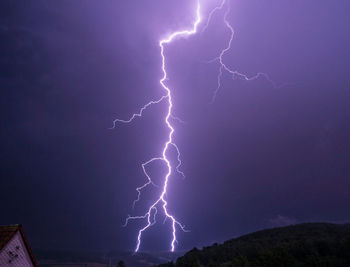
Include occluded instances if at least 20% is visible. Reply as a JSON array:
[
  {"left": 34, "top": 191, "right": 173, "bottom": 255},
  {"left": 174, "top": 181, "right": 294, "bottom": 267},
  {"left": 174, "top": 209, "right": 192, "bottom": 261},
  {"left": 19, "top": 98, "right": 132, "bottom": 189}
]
[{"left": 159, "top": 223, "right": 350, "bottom": 267}]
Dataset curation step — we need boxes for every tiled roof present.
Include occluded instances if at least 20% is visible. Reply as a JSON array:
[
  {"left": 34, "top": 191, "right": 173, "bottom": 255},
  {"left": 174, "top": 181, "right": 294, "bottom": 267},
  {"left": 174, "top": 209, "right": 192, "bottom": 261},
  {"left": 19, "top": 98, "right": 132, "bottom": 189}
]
[
  {"left": 0, "top": 225, "right": 19, "bottom": 251},
  {"left": 0, "top": 224, "right": 38, "bottom": 267}
]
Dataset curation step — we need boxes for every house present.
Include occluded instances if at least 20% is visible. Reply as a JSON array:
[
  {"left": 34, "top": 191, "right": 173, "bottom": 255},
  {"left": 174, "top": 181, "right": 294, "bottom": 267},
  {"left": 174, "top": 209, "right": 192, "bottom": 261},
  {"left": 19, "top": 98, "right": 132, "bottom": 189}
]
[{"left": 0, "top": 224, "right": 38, "bottom": 267}]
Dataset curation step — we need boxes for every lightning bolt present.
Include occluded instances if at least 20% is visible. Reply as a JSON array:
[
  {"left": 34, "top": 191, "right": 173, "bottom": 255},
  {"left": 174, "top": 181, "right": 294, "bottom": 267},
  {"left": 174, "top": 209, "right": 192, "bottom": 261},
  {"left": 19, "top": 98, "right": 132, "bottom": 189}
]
[
  {"left": 114, "top": 0, "right": 279, "bottom": 252},
  {"left": 114, "top": 1, "right": 201, "bottom": 253},
  {"left": 204, "top": 0, "right": 279, "bottom": 103}
]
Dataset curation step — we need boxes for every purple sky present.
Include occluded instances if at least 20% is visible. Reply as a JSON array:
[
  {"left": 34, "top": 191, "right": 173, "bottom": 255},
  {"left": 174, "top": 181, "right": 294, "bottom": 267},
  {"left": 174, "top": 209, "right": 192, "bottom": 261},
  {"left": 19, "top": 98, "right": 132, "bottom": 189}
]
[{"left": 1, "top": 0, "right": 350, "bottom": 252}]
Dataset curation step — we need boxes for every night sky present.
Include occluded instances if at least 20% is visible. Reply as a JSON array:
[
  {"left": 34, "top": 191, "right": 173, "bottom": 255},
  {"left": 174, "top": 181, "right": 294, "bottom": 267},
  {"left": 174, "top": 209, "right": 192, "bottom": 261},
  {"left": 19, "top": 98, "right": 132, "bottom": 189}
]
[{"left": 1, "top": 0, "right": 350, "bottom": 252}]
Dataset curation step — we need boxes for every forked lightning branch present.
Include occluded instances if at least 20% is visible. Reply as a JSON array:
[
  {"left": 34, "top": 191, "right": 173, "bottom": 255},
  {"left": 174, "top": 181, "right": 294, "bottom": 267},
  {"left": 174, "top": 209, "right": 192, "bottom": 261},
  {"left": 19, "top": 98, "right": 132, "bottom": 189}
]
[{"left": 112, "top": 0, "right": 272, "bottom": 252}]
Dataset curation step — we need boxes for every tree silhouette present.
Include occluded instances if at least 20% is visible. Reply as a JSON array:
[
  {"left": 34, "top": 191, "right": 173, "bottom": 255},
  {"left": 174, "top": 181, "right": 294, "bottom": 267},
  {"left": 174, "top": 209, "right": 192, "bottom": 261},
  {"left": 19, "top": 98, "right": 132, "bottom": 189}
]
[{"left": 118, "top": 260, "right": 126, "bottom": 267}]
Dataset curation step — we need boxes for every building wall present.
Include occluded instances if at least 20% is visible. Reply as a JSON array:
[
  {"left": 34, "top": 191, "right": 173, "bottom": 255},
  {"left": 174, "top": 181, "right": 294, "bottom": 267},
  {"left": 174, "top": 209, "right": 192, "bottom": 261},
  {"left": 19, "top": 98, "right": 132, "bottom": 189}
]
[{"left": 0, "top": 231, "right": 34, "bottom": 267}]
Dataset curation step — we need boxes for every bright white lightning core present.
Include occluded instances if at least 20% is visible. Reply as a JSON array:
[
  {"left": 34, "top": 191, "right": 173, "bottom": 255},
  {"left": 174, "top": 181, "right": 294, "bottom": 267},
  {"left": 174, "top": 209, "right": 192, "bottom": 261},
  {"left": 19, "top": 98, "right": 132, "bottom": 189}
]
[
  {"left": 115, "top": 1, "right": 201, "bottom": 253},
  {"left": 113, "top": 0, "right": 274, "bottom": 252}
]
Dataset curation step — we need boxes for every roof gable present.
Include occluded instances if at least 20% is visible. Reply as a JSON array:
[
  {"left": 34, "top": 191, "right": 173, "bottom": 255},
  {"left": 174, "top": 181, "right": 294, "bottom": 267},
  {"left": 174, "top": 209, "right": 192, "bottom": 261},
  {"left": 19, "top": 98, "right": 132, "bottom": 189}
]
[{"left": 0, "top": 225, "right": 38, "bottom": 267}]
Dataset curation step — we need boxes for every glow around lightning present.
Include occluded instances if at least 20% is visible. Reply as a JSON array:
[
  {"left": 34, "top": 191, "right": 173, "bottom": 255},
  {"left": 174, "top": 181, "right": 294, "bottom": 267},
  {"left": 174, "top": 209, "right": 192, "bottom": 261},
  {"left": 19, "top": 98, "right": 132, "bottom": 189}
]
[
  {"left": 115, "top": 1, "right": 201, "bottom": 253},
  {"left": 206, "top": 0, "right": 277, "bottom": 103},
  {"left": 113, "top": 0, "right": 274, "bottom": 252}
]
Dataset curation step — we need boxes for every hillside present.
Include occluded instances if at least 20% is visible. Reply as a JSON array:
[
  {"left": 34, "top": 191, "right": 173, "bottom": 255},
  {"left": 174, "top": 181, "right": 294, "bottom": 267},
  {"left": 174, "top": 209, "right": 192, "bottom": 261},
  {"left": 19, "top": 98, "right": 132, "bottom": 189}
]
[{"left": 159, "top": 223, "right": 350, "bottom": 267}]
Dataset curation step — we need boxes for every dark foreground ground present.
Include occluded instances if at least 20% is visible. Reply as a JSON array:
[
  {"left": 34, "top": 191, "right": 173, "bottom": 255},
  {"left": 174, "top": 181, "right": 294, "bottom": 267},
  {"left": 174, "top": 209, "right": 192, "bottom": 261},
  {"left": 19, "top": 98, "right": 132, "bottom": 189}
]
[
  {"left": 35, "top": 223, "right": 350, "bottom": 266},
  {"left": 35, "top": 249, "right": 183, "bottom": 267}
]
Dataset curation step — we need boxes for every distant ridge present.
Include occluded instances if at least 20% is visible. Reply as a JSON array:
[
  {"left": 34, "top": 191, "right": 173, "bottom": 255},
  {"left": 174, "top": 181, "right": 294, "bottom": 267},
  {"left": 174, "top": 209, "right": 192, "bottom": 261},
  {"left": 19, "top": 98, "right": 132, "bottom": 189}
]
[{"left": 159, "top": 223, "right": 350, "bottom": 267}]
